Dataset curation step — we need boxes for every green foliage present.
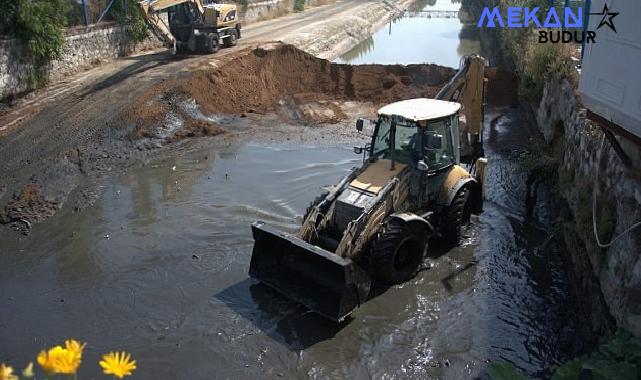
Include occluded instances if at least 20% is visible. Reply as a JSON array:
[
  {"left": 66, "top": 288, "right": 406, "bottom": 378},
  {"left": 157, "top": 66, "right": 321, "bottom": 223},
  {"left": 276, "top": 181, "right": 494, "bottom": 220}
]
[
  {"left": 490, "top": 330, "right": 641, "bottom": 380},
  {"left": 518, "top": 42, "right": 574, "bottom": 104},
  {"left": 551, "top": 359, "right": 582, "bottom": 380},
  {"left": 0, "top": 0, "right": 77, "bottom": 63},
  {"left": 488, "top": 362, "right": 528, "bottom": 380},
  {"left": 114, "top": 0, "right": 148, "bottom": 43},
  {"left": 293, "top": 0, "right": 306, "bottom": 12},
  {"left": 25, "top": 70, "right": 49, "bottom": 90}
]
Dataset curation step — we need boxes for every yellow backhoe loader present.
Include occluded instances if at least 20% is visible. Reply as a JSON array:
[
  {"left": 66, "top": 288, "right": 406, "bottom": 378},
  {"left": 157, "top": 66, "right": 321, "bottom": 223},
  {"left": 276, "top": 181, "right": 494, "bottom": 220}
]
[
  {"left": 139, "top": 0, "right": 241, "bottom": 54},
  {"left": 249, "top": 55, "right": 489, "bottom": 322}
]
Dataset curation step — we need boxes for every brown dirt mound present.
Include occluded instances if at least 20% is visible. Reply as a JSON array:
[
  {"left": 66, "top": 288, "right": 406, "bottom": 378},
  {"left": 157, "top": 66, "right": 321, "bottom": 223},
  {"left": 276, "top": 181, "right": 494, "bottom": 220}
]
[
  {"left": 181, "top": 44, "right": 455, "bottom": 115},
  {"left": 119, "top": 44, "right": 456, "bottom": 139},
  {"left": 167, "top": 117, "right": 225, "bottom": 142}
]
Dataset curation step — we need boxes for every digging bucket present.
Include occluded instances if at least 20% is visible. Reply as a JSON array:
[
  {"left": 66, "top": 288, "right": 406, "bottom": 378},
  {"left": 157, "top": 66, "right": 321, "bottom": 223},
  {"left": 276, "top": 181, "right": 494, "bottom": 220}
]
[{"left": 249, "top": 222, "right": 371, "bottom": 322}]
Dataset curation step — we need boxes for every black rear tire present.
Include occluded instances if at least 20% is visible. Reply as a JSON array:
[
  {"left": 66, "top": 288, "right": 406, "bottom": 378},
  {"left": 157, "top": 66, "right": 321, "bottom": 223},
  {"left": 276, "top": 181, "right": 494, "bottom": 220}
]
[
  {"left": 206, "top": 33, "right": 219, "bottom": 53},
  {"left": 441, "top": 187, "right": 472, "bottom": 245},
  {"left": 368, "top": 218, "right": 428, "bottom": 285},
  {"left": 225, "top": 29, "right": 238, "bottom": 48}
]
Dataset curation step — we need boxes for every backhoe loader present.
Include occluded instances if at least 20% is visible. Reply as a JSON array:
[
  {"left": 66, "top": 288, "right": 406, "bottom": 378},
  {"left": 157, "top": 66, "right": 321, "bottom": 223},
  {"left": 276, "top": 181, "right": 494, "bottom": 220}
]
[
  {"left": 139, "top": 0, "right": 241, "bottom": 54},
  {"left": 249, "top": 55, "right": 488, "bottom": 322}
]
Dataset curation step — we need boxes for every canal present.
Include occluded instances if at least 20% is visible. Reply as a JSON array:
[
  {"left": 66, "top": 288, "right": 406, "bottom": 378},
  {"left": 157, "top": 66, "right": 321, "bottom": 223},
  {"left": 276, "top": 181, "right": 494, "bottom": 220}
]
[
  {"left": 0, "top": 2, "right": 582, "bottom": 379},
  {"left": 336, "top": 0, "right": 489, "bottom": 68}
]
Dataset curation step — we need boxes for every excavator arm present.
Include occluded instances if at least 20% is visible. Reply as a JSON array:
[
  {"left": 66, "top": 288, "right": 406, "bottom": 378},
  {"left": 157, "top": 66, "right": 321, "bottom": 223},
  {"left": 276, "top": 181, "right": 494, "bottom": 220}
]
[
  {"left": 436, "top": 55, "right": 486, "bottom": 160},
  {"left": 143, "top": 0, "right": 203, "bottom": 13},
  {"left": 138, "top": 0, "right": 205, "bottom": 53}
]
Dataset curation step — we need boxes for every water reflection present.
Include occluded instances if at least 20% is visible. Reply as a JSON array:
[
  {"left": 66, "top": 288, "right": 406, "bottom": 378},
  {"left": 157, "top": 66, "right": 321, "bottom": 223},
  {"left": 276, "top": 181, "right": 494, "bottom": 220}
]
[
  {"left": 336, "top": 0, "right": 488, "bottom": 68},
  {"left": 338, "top": 36, "right": 375, "bottom": 62},
  {"left": 408, "top": 0, "right": 438, "bottom": 12}
]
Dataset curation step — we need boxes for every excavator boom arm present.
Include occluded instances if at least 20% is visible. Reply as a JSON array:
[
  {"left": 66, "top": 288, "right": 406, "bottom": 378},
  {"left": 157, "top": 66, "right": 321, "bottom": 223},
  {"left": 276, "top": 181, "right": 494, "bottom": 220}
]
[
  {"left": 143, "top": 0, "right": 203, "bottom": 13},
  {"left": 436, "top": 55, "right": 485, "bottom": 136},
  {"left": 138, "top": 0, "right": 206, "bottom": 52}
]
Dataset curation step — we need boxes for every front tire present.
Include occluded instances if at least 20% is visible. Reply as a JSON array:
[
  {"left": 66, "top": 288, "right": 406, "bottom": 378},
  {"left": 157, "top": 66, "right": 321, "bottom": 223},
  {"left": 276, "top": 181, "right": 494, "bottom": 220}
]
[
  {"left": 441, "top": 187, "right": 472, "bottom": 245},
  {"left": 205, "top": 33, "right": 219, "bottom": 54},
  {"left": 368, "top": 218, "right": 428, "bottom": 285}
]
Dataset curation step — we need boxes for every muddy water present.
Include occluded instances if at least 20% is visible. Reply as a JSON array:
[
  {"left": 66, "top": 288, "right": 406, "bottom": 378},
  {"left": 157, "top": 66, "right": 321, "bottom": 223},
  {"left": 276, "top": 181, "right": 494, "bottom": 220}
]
[
  {"left": 0, "top": 106, "right": 579, "bottom": 378},
  {"left": 0, "top": 2, "right": 581, "bottom": 377},
  {"left": 336, "top": 0, "right": 488, "bottom": 68}
]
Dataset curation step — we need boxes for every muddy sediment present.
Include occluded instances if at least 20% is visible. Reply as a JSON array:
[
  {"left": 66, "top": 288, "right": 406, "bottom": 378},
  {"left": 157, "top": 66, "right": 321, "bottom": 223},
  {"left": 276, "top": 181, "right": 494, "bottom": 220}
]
[
  {"left": 1, "top": 184, "right": 59, "bottom": 233},
  {"left": 120, "top": 44, "right": 455, "bottom": 138}
]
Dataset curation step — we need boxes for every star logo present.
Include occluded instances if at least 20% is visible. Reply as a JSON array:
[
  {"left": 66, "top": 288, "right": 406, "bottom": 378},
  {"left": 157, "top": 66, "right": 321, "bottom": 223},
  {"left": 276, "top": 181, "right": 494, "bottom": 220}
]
[{"left": 590, "top": 4, "right": 619, "bottom": 33}]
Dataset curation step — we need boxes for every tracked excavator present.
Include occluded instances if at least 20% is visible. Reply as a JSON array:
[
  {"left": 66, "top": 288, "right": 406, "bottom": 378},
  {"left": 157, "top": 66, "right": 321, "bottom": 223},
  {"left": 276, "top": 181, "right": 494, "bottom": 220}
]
[
  {"left": 249, "top": 55, "right": 488, "bottom": 322},
  {"left": 139, "top": 0, "right": 241, "bottom": 54}
]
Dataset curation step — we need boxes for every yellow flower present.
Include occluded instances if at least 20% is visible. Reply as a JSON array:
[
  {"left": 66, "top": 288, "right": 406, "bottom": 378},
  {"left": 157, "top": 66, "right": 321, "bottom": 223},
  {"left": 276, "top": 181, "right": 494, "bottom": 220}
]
[
  {"left": 0, "top": 363, "right": 18, "bottom": 380},
  {"left": 22, "top": 362, "right": 34, "bottom": 378},
  {"left": 99, "top": 351, "right": 136, "bottom": 379},
  {"left": 37, "top": 348, "right": 56, "bottom": 373},
  {"left": 37, "top": 339, "right": 86, "bottom": 375},
  {"left": 65, "top": 339, "right": 86, "bottom": 364}
]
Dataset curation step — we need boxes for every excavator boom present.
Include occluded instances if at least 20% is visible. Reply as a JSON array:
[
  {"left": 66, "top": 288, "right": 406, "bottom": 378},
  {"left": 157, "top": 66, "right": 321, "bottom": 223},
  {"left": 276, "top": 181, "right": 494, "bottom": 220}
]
[
  {"left": 436, "top": 55, "right": 486, "bottom": 161},
  {"left": 144, "top": 0, "right": 204, "bottom": 13},
  {"left": 139, "top": 0, "right": 176, "bottom": 51}
]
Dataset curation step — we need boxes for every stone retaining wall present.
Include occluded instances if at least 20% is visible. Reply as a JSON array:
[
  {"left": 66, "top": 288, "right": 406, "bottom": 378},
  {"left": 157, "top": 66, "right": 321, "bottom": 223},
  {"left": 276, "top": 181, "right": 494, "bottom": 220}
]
[
  {"left": 0, "top": 25, "right": 161, "bottom": 100},
  {"left": 239, "top": 0, "right": 334, "bottom": 24},
  {"left": 537, "top": 77, "right": 641, "bottom": 338}
]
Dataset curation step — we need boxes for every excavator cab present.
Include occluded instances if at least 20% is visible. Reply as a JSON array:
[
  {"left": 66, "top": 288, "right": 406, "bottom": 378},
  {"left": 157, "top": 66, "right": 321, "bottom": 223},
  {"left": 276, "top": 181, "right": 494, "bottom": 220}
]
[
  {"left": 368, "top": 110, "right": 459, "bottom": 171},
  {"left": 367, "top": 100, "right": 465, "bottom": 204}
]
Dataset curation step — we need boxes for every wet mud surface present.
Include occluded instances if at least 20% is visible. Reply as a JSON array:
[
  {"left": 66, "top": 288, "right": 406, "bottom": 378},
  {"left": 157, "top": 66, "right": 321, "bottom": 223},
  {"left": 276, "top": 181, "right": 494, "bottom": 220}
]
[{"left": 0, "top": 103, "right": 583, "bottom": 378}]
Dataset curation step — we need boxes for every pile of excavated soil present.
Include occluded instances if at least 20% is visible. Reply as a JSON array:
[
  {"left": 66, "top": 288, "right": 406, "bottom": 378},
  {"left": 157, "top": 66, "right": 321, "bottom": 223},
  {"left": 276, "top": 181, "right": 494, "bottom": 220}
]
[{"left": 119, "top": 44, "right": 456, "bottom": 139}]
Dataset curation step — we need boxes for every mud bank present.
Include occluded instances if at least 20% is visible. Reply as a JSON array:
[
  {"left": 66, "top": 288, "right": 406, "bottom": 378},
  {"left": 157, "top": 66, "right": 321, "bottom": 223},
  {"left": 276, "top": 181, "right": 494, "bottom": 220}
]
[
  {"left": 0, "top": 44, "right": 454, "bottom": 229},
  {"left": 119, "top": 43, "right": 454, "bottom": 139}
]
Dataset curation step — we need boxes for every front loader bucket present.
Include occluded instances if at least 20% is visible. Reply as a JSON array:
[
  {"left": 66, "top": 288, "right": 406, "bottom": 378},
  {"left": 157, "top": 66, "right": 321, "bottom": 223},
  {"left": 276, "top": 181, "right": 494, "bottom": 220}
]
[{"left": 249, "top": 222, "right": 371, "bottom": 322}]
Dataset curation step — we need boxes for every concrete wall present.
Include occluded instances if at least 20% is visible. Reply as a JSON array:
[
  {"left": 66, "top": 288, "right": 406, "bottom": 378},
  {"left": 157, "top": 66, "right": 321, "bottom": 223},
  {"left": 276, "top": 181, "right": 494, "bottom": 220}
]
[
  {"left": 537, "top": 77, "right": 641, "bottom": 338},
  {"left": 239, "top": 0, "right": 333, "bottom": 24},
  {"left": 240, "top": 0, "right": 292, "bottom": 23},
  {"left": 0, "top": 25, "right": 161, "bottom": 100}
]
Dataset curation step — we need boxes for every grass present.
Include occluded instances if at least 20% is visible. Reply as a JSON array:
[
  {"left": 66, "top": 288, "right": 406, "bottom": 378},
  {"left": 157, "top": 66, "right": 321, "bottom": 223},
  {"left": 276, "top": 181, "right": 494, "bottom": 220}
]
[{"left": 489, "top": 329, "right": 641, "bottom": 380}]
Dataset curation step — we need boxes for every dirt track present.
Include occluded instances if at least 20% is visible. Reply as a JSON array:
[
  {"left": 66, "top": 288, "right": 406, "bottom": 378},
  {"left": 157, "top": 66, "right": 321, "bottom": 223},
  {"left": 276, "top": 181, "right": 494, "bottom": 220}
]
[{"left": 0, "top": 0, "right": 444, "bottom": 229}]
